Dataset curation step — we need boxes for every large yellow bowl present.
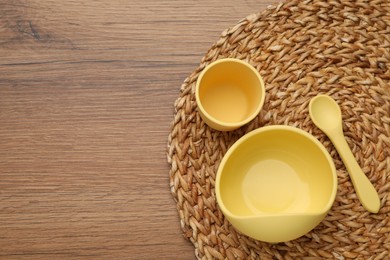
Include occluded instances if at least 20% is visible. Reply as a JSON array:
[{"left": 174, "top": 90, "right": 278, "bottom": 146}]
[{"left": 216, "top": 125, "right": 337, "bottom": 243}]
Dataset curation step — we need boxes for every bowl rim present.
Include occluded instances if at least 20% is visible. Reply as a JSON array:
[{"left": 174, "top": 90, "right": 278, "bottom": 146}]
[
  {"left": 215, "top": 125, "right": 338, "bottom": 219},
  {"left": 195, "top": 58, "right": 266, "bottom": 129}
]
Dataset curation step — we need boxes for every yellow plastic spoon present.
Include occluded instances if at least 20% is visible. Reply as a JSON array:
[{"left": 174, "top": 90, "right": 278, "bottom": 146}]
[{"left": 309, "top": 94, "right": 380, "bottom": 213}]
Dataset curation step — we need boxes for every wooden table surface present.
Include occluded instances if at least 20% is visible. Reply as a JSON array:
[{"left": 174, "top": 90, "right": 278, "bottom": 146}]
[{"left": 0, "top": 0, "right": 275, "bottom": 258}]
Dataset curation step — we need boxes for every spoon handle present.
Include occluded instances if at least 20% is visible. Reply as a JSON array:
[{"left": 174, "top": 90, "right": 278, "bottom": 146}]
[{"left": 330, "top": 132, "right": 380, "bottom": 213}]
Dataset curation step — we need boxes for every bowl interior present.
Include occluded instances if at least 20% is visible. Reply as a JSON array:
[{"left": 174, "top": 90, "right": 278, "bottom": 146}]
[
  {"left": 218, "top": 127, "right": 336, "bottom": 217},
  {"left": 197, "top": 60, "right": 263, "bottom": 124}
]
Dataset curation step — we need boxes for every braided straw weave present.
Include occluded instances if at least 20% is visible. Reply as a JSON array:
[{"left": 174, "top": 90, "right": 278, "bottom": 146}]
[{"left": 167, "top": 0, "right": 390, "bottom": 258}]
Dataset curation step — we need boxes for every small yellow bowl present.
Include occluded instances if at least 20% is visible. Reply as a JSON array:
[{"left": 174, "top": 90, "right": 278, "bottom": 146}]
[
  {"left": 195, "top": 58, "right": 265, "bottom": 131},
  {"left": 216, "top": 125, "right": 337, "bottom": 243}
]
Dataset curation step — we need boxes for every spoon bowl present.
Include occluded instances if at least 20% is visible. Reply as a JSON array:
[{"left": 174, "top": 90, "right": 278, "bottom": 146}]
[{"left": 309, "top": 95, "right": 341, "bottom": 132}]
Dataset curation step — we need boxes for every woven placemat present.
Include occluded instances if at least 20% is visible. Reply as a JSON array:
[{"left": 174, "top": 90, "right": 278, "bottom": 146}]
[{"left": 167, "top": 0, "right": 390, "bottom": 258}]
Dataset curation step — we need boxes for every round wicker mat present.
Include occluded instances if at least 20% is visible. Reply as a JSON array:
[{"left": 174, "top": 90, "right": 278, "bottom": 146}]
[{"left": 167, "top": 0, "right": 390, "bottom": 258}]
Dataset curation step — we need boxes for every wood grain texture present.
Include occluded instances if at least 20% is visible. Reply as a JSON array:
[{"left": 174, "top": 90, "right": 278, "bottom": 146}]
[{"left": 0, "top": 0, "right": 275, "bottom": 259}]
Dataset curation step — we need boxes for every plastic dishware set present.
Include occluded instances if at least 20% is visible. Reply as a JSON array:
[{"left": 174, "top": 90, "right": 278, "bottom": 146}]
[{"left": 195, "top": 58, "right": 380, "bottom": 243}]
